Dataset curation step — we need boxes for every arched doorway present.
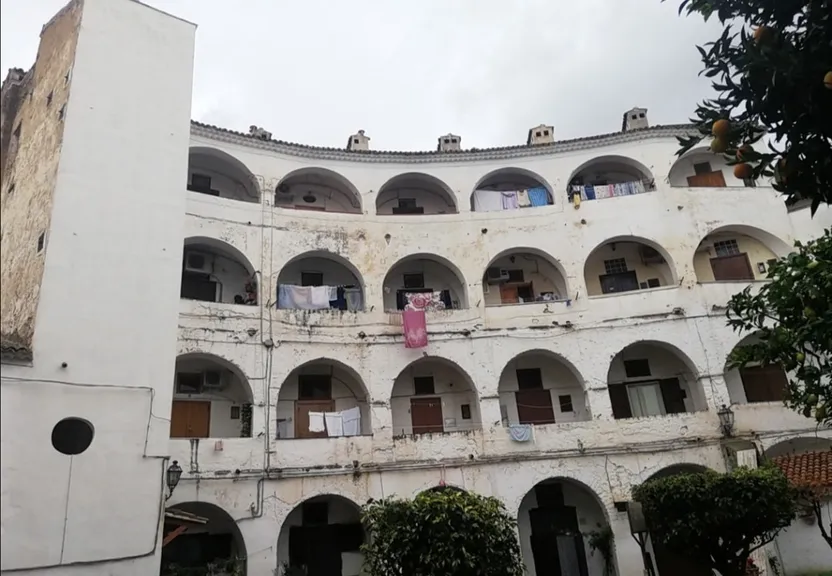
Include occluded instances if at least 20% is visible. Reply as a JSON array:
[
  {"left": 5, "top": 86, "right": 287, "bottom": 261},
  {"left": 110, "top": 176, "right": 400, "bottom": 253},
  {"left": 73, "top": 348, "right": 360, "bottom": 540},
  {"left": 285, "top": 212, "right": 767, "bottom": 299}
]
[
  {"left": 161, "top": 502, "right": 246, "bottom": 575},
  {"left": 723, "top": 332, "right": 790, "bottom": 405},
  {"left": 276, "top": 495, "right": 364, "bottom": 576},
  {"left": 382, "top": 253, "right": 468, "bottom": 311},
  {"left": 274, "top": 167, "right": 362, "bottom": 214},
  {"left": 376, "top": 173, "right": 457, "bottom": 215},
  {"left": 483, "top": 248, "right": 569, "bottom": 307},
  {"left": 693, "top": 225, "right": 791, "bottom": 283},
  {"left": 517, "top": 478, "right": 613, "bottom": 576},
  {"left": 187, "top": 147, "right": 260, "bottom": 203},
  {"left": 182, "top": 237, "right": 257, "bottom": 306},
  {"left": 276, "top": 251, "right": 365, "bottom": 312},
  {"left": 567, "top": 155, "right": 655, "bottom": 201},
  {"left": 470, "top": 167, "right": 553, "bottom": 211},
  {"left": 583, "top": 236, "right": 676, "bottom": 297}
]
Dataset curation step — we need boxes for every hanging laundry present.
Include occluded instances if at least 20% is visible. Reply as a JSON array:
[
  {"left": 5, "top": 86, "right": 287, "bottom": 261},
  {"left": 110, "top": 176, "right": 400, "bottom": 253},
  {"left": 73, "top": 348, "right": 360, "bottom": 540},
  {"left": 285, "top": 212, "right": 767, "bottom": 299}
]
[
  {"left": 403, "top": 309, "right": 428, "bottom": 348},
  {"left": 583, "top": 185, "right": 596, "bottom": 201},
  {"left": 517, "top": 189, "right": 531, "bottom": 207},
  {"left": 405, "top": 291, "right": 446, "bottom": 312},
  {"left": 501, "top": 190, "right": 519, "bottom": 210},
  {"left": 527, "top": 187, "right": 550, "bottom": 207},
  {"left": 508, "top": 424, "right": 533, "bottom": 442},
  {"left": 309, "top": 285, "right": 331, "bottom": 308},
  {"left": 593, "top": 185, "right": 611, "bottom": 200},
  {"left": 308, "top": 412, "right": 325, "bottom": 433},
  {"left": 341, "top": 406, "right": 361, "bottom": 436},
  {"left": 324, "top": 412, "right": 344, "bottom": 437},
  {"left": 635, "top": 180, "right": 646, "bottom": 194},
  {"left": 344, "top": 288, "right": 363, "bottom": 312},
  {"left": 472, "top": 189, "right": 503, "bottom": 212},
  {"left": 330, "top": 286, "right": 347, "bottom": 311}
]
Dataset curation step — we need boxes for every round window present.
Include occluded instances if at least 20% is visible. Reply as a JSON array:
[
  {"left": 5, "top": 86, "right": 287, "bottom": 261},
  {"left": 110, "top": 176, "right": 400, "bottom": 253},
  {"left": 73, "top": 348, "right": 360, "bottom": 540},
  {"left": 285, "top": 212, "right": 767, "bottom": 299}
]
[{"left": 51, "top": 417, "right": 95, "bottom": 455}]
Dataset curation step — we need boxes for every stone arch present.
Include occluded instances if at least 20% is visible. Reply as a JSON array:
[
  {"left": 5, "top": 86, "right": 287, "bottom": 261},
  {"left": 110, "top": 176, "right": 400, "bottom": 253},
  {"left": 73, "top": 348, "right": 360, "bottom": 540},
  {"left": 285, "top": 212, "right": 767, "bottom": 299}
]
[
  {"left": 162, "top": 501, "right": 247, "bottom": 575},
  {"left": 567, "top": 154, "right": 655, "bottom": 188},
  {"left": 275, "top": 250, "right": 366, "bottom": 311},
  {"left": 275, "top": 167, "right": 362, "bottom": 213},
  {"left": 276, "top": 358, "right": 371, "bottom": 438},
  {"left": 376, "top": 172, "right": 458, "bottom": 215},
  {"left": 184, "top": 236, "right": 256, "bottom": 276},
  {"left": 644, "top": 462, "right": 710, "bottom": 482},
  {"left": 497, "top": 349, "right": 590, "bottom": 425},
  {"left": 693, "top": 224, "right": 792, "bottom": 283},
  {"left": 668, "top": 145, "right": 743, "bottom": 188},
  {"left": 764, "top": 436, "right": 832, "bottom": 459},
  {"left": 382, "top": 253, "right": 469, "bottom": 310},
  {"left": 470, "top": 167, "right": 554, "bottom": 211},
  {"left": 483, "top": 247, "right": 570, "bottom": 303},
  {"left": 722, "top": 331, "right": 791, "bottom": 405},
  {"left": 188, "top": 146, "right": 261, "bottom": 203},
  {"left": 583, "top": 235, "right": 678, "bottom": 296},
  {"left": 182, "top": 236, "right": 257, "bottom": 305},
  {"left": 390, "top": 355, "right": 480, "bottom": 436}
]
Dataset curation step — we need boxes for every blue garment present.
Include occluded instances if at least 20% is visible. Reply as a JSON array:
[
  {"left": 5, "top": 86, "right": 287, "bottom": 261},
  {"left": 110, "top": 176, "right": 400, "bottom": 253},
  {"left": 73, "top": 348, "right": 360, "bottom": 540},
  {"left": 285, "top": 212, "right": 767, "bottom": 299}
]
[
  {"left": 583, "top": 185, "right": 596, "bottom": 200},
  {"left": 527, "top": 187, "right": 550, "bottom": 207}
]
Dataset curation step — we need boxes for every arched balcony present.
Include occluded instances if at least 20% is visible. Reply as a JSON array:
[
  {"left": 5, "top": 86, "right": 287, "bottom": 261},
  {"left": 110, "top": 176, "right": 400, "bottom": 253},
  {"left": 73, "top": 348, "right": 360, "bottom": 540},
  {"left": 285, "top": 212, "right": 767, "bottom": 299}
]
[
  {"left": 276, "top": 252, "right": 365, "bottom": 312},
  {"left": 162, "top": 502, "right": 246, "bottom": 576},
  {"left": 170, "top": 353, "right": 254, "bottom": 439},
  {"left": 517, "top": 478, "right": 613, "bottom": 576},
  {"left": 181, "top": 237, "right": 257, "bottom": 305},
  {"left": 275, "top": 359, "right": 371, "bottom": 439},
  {"left": 470, "top": 167, "right": 553, "bottom": 212},
  {"left": 567, "top": 155, "right": 655, "bottom": 203},
  {"left": 694, "top": 226, "right": 790, "bottom": 283},
  {"left": 376, "top": 172, "right": 457, "bottom": 215},
  {"left": 607, "top": 342, "right": 706, "bottom": 419},
  {"left": 391, "top": 357, "right": 480, "bottom": 436},
  {"left": 276, "top": 495, "right": 364, "bottom": 575},
  {"left": 498, "top": 351, "right": 589, "bottom": 426},
  {"left": 187, "top": 147, "right": 260, "bottom": 203},
  {"left": 584, "top": 237, "right": 675, "bottom": 297},
  {"left": 723, "top": 332, "right": 790, "bottom": 405},
  {"left": 669, "top": 146, "right": 755, "bottom": 188},
  {"left": 483, "top": 248, "right": 569, "bottom": 307},
  {"left": 382, "top": 254, "right": 468, "bottom": 311},
  {"left": 274, "top": 167, "right": 362, "bottom": 214}
]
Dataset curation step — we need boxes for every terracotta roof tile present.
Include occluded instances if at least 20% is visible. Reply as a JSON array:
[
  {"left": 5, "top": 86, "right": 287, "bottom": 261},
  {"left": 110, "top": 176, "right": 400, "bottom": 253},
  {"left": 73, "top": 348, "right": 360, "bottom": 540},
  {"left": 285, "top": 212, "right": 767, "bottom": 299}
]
[{"left": 772, "top": 451, "right": 832, "bottom": 494}]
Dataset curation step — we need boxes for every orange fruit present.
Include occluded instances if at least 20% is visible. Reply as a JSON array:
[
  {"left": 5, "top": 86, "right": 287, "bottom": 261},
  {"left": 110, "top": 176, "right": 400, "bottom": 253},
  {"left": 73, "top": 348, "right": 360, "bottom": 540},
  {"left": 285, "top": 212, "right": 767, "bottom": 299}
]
[
  {"left": 753, "top": 26, "right": 776, "bottom": 45},
  {"left": 734, "top": 163, "right": 753, "bottom": 179},
  {"left": 824, "top": 71, "right": 832, "bottom": 90},
  {"left": 710, "top": 138, "right": 729, "bottom": 154},
  {"left": 736, "top": 144, "right": 753, "bottom": 160},
  {"left": 712, "top": 119, "right": 730, "bottom": 138}
]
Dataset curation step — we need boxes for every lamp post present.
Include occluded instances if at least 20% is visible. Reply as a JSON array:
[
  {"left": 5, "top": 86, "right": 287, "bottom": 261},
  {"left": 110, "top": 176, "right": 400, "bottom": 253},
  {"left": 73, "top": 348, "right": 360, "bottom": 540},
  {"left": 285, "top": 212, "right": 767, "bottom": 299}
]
[
  {"left": 166, "top": 460, "right": 182, "bottom": 501},
  {"left": 717, "top": 404, "right": 735, "bottom": 437},
  {"left": 628, "top": 501, "right": 656, "bottom": 576}
]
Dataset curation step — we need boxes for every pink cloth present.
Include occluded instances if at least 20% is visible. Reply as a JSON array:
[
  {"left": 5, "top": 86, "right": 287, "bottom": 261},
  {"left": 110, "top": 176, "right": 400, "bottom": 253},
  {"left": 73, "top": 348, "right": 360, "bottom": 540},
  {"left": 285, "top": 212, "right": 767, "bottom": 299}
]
[
  {"left": 403, "top": 310, "right": 428, "bottom": 348},
  {"left": 405, "top": 291, "right": 445, "bottom": 312}
]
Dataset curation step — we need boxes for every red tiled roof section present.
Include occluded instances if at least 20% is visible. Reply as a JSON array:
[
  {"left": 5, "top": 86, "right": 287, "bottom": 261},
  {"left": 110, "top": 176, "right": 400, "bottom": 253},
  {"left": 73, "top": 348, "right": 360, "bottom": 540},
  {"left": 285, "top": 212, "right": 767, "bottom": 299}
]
[{"left": 772, "top": 451, "right": 832, "bottom": 494}]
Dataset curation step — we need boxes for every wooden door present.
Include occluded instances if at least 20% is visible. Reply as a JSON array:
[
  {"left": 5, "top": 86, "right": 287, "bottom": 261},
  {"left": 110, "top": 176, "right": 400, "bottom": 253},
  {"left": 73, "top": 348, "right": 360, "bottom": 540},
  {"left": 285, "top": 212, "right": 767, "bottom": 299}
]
[
  {"left": 296, "top": 399, "right": 335, "bottom": 438},
  {"left": 410, "top": 397, "right": 444, "bottom": 434},
  {"left": 516, "top": 389, "right": 556, "bottom": 425},
  {"left": 170, "top": 401, "right": 211, "bottom": 438},
  {"left": 499, "top": 284, "right": 518, "bottom": 304},
  {"left": 740, "top": 365, "right": 788, "bottom": 402},
  {"left": 686, "top": 171, "right": 727, "bottom": 187},
  {"left": 710, "top": 253, "right": 754, "bottom": 281}
]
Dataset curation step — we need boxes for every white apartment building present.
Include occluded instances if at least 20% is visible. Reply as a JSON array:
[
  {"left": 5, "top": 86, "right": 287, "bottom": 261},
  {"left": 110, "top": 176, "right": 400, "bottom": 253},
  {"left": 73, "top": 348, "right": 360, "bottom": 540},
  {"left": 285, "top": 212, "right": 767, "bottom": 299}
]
[{"left": 1, "top": 1, "right": 830, "bottom": 575}]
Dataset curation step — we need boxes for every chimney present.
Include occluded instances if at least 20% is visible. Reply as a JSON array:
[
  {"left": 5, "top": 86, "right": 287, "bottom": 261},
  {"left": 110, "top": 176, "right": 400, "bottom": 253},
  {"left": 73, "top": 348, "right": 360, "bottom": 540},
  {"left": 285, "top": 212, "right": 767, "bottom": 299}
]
[
  {"left": 437, "top": 133, "right": 461, "bottom": 152},
  {"left": 527, "top": 124, "right": 554, "bottom": 145},
  {"left": 622, "top": 107, "right": 649, "bottom": 132},
  {"left": 248, "top": 125, "right": 272, "bottom": 141},
  {"left": 347, "top": 129, "right": 370, "bottom": 151}
]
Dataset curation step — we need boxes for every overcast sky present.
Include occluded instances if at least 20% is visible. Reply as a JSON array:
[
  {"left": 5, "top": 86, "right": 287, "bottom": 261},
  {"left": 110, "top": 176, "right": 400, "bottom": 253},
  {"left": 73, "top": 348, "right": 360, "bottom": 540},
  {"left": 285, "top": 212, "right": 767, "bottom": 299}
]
[{"left": 1, "top": 0, "right": 720, "bottom": 151}]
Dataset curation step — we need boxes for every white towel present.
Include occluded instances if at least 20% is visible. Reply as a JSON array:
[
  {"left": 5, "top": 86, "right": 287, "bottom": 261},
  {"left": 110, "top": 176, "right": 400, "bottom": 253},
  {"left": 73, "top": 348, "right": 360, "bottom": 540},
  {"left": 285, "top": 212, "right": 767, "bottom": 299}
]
[
  {"left": 341, "top": 406, "right": 361, "bottom": 436},
  {"left": 309, "top": 285, "right": 332, "bottom": 308},
  {"left": 517, "top": 189, "right": 531, "bottom": 207},
  {"left": 472, "top": 189, "right": 504, "bottom": 212},
  {"left": 324, "top": 412, "right": 343, "bottom": 437},
  {"left": 308, "top": 411, "right": 325, "bottom": 433},
  {"left": 508, "top": 424, "right": 533, "bottom": 442}
]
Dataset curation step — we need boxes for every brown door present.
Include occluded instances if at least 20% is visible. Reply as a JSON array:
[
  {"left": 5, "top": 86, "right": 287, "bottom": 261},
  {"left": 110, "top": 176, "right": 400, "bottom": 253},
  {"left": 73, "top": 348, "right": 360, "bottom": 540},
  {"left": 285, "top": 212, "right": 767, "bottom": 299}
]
[
  {"left": 410, "top": 397, "right": 444, "bottom": 434},
  {"left": 296, "top": 400, "right": 335, "bottom": 438},
  {"left": 500, "top": 284, "right": 519, "bottom": 304},
  {"left": 170, "top": 401, "right": 211, "bottom": 438},
  {"left": 740, "top": 365, "right": 788, "bottom": 402},
  {"left": 686, "top": 171, "right": 727, "bottom": 187},
  {"left": 515, "top": 389, "right": 556, "bottom": 425},
  {"left": 710, "top": 253, "right": 754, "bottom": 281}
]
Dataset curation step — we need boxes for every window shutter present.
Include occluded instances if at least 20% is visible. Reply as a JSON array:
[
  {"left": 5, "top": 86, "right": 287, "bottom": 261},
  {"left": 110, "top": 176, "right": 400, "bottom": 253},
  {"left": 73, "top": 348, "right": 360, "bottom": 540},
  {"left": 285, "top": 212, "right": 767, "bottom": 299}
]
[
  {"left": 659, "top": 378, "right": 687, "bottom": 414},
  {"left": 608, "top": 385, "right": 632, "bottom": 419}
]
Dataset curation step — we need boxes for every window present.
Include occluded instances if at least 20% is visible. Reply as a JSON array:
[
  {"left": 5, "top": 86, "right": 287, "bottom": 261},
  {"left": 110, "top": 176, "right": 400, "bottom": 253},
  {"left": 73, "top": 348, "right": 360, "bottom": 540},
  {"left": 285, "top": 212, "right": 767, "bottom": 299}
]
[
  {"left": 302, "top": 502, "right": 328, "bottom": 526},
  {"left": 516, "top": 368, "right": 543, "bottom": 390},
  {"left": 353, "top": 138, "right": 359, "bottom": 144},
  {"left": 444, "top": 139, "right": 450, "bottom": 144},
  {"left": 403, "top": 273, "right": 424, "bottom": 289},
  {"left": 414, "top": 376, "right": 435, "bottom": 395},
  {"left": 451, "top": 138, "right": 458, "bottom": 143},
  {"left": 624, "top": 359, "right": 651, "bottom": 378},
  {"left": 46, "top": 91, "right": 53, "bottom": 107},
  {"left": 627, "top": 382, "right": 665, "bottom": 417},
  {"left": 604, "top": 258, "right": 628, "bottom": 275},
  {"left": 646, "top": 278, "right": 661, "bottom": 288},
  {"left": 713, "top": 239, "right": 741, "bottom": 257},
  {"left": 543, "top": 130, "right": 549, "bottom": 136},
  {"left": 176, "top": 373, "right": 203, "bottom": 394},
  {"left": 301, "top": 271, "right": 323, "bottom": 287},
  {"left": 506, "top": 269, "right": 524, "bottom": 283},
  {"left": 298, "top": 375, "right": 332, "bottom": 399},
  {"left": 631, "top": 114, "right": 638, "bottom": 120},
  {"left": 535, "top": 131, "right": 542, "bottom": 137},
  {"left": 393, "top": 198, "right": 424, "bottom": 214},
  {"left": 693, "top": 162, "right": 712, "bottom": 175},
  {"left": 460, "top": 404, "right": 471, "bottom": 419},
  {"left": 740, "top": 365, "right": 788, "bottom": 403},
  {"left": 230, "top": 406, "right": 241, "bottom": 420},
  {"left": 639, "top": 113, "right": 645, "bottom": 118},
  {"left": 190, "top": 174, "right": 212, "bottom": 192},
  {"left": 37, "top": 233, "right": 45, "bottom": 253},
  {"left": 558, "top": 394, "right": 573, "bottom": 412}
]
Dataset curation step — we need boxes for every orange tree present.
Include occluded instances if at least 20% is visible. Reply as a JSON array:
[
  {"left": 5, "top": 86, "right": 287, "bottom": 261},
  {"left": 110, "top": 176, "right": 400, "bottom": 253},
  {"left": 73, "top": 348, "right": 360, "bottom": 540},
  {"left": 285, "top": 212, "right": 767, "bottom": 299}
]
[{"left": 668, "top": 0, "right": 832, "bottom": 212}]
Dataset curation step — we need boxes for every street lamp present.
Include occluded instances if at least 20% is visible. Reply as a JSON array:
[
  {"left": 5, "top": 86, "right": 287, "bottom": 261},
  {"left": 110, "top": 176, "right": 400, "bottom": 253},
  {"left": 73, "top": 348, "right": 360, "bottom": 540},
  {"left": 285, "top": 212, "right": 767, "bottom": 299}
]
[
  {"left": 166, "top": 460, "right": 182, "bottom": 501},
  {"left": 717, "top": 404, "right": 735, "bottom": 437},
  {"left": 628, "top": 501, "right": 656, "bottom": 576}
]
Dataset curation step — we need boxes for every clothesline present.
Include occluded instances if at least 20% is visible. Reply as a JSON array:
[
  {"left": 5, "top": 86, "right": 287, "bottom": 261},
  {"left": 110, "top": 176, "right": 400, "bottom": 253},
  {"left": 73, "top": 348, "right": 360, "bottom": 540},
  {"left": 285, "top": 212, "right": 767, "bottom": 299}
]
[
  {"left": 277, "top": 284, "right": 363, "bottom": 311},
  {"left": 568, "top": 179, "right": 655, "bottom": 202},
  {"left": 472, "top": 186, "right": 552, "bottom": 212},
  {"left": 308, "top": 406, "right": 361, "bottom": 437}
]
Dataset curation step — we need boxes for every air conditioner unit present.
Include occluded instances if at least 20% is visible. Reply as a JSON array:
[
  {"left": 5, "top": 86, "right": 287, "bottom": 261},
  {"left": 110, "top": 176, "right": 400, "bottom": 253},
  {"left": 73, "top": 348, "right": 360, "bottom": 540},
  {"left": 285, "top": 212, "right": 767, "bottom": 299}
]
[
  {"left": 485, "top": 267, "right": 509, "bottom": 284},
  {"left": 203, "top": 371, "right": 223, "bottom": 390},
  {"left": 639, "top": 245, "right": 665, "bottom": 265},
  {"left": 184, "top": 251, "right": 212, "bottom": 274}
]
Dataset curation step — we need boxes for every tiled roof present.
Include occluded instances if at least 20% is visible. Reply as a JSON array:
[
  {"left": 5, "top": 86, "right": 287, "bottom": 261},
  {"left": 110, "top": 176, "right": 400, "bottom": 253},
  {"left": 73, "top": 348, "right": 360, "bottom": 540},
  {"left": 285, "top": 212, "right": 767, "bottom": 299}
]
[
  {"left": 772, "top": 451, "right": 832, "bottom": 494},
  {"left": 190, "top": 120, "right": 697, "bottom": 164}
]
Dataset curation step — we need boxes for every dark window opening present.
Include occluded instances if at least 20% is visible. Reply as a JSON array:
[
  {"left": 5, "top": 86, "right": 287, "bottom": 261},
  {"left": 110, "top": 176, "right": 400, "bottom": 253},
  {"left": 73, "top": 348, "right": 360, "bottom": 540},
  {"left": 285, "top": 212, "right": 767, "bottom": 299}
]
[
  {"left": 631, "top": 114, "right": 638, "bottom": 120},
  {"left": 624, "top": 359, "right": 651, "bottom": 378},
  {"left": 353, "top": 138, "right": 359, "bottom": 144},
  {"left": 302, "top": 501, "right": 329, "bottom": 526},
  {"left": 393, "top": 198, "right": 424, "bottom": 214},
  {"left": 543, "top": 130, "right": 549, "bottom": 136},
  {"left": 693, "top": 162, "right": 712, "bottom": 175},
  {"left": 646, "top": 278, "right": 661, "bottom": 288},
  {"left": 740, "top": 365, "right": 788, "bottom": 403},
  {"left": 461, "top": 404, "right": 471, "bottom": 419},
  {"left": 517, "top": 368, "right": 543, "bottom": 390},
  {"left": 558, "top": 395, "right": 573, "bottom": 412},
  {"left": 600, "top": 270, "right": 639, "bottom": 294},
  {"left": 301, "top": 271, "right": 324, "bottom": 287},
  {"left": 230, "top": 406, "right": 241, "bottom": 419},
  {"left": 604, "top": 258, "right": 628, "bottom": 275},
  {"left": 506, "top": 269, "right": 525, "bottom": 283},
  {"left": 176, "top": 372, "right": 203, "bottom": 394},
  {"left": 516, "top": 284, "right": 534, "bottom": 301},
  {"left": 414, "top": 376, "right": 435, "bottom": 395},
  {"left": 299, "top": 375, "right": 332, "bottom": 400},
  {"left": 403, "top": 273, "right": 425, "bottom": 289},
  {"left": 639, "top": 113, "right": 645, "bottom": 118},
  {"left": 444, "top": 139, "right": 450, "bottom": 144},
  {"left": 535, "top": 131, "right": 542, "bottom": 137},
  {"left": 181, "top": 272, "right": 218, "bottom": 302},
  {"left": 188, "top": 174, "right": 218, "bottom": 196}
]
